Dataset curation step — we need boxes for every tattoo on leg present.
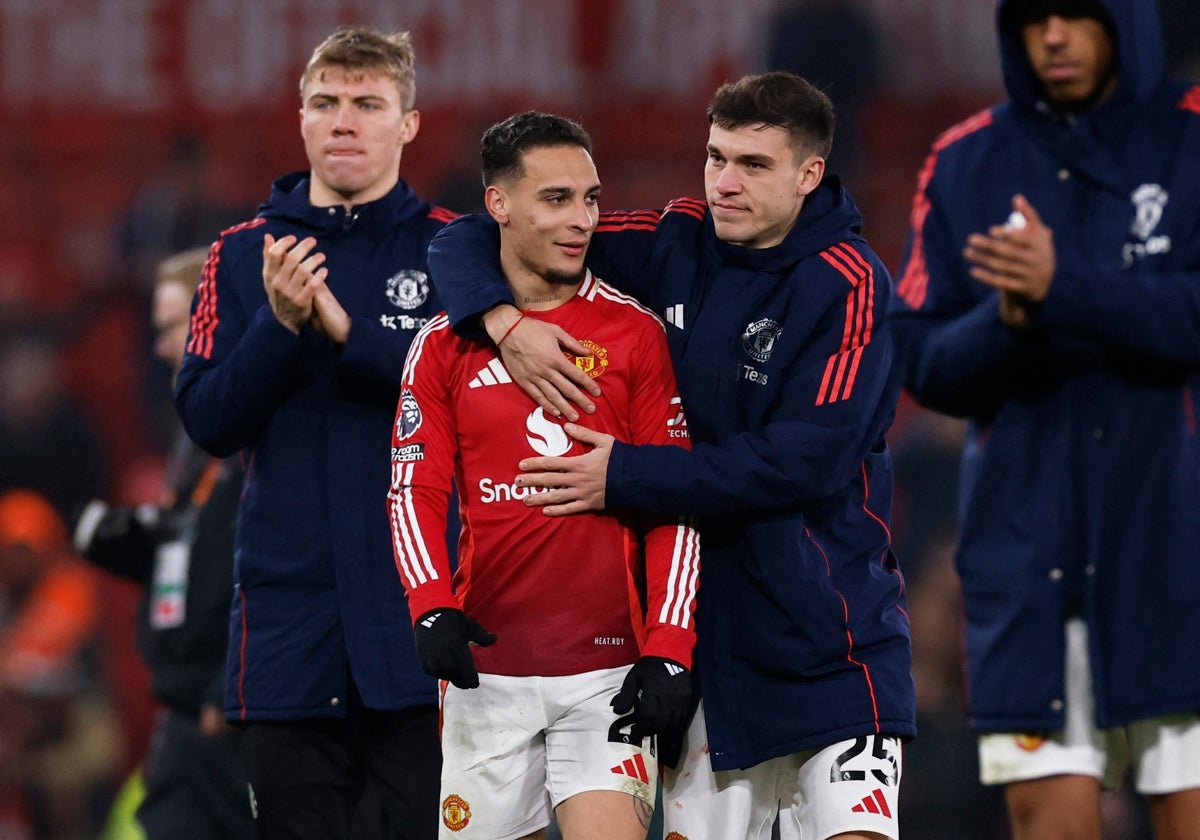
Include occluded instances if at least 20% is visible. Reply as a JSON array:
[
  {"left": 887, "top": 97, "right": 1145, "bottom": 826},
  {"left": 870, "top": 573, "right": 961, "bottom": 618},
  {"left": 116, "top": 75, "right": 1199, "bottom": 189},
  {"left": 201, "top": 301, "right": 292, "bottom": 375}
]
[{"left": 635, "top": 798, "right": 654, "bottom": 830}]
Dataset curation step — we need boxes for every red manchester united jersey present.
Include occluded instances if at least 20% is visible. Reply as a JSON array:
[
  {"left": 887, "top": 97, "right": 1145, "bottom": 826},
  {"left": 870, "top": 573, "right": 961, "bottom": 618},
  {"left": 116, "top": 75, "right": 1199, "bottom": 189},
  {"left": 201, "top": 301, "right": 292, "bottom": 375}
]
[{"left": 388, "top": 272, "right": 699, "bottom": 676}]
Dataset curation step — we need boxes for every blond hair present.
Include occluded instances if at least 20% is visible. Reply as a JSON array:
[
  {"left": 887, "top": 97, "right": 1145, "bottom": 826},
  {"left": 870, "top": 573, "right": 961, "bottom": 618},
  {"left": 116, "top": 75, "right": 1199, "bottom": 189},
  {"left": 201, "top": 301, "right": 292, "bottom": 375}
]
[
  {"left": 300, "top": 26, "right": 417, "bottom": 110},
  {"left": 156, "top": 246, "right": 210, "bottom": 295}
]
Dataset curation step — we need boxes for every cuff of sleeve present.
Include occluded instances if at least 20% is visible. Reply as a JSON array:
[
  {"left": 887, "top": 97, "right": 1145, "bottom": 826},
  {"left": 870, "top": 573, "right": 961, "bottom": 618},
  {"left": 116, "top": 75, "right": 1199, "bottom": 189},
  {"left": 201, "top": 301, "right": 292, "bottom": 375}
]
[
  {"left": 1031, "top": 249, "right": 1089, "bottom": 330},
  {"left": 248, "top": 305, "right": 309, "bottom": 362},
  {"left": 641, "top": 625, "right": 695, "bottom": 670},
  {"left": 404, "top": 584, "right": 459, "bottom": 627}
]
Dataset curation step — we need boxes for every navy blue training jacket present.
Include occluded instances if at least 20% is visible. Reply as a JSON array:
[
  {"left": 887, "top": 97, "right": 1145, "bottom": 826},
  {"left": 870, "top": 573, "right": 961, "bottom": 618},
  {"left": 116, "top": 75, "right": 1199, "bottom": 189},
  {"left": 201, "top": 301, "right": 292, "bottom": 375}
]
[
  {"left": 430, "top": 181, "right": 915, "bottom": 771},
  {"left": 891, "top": 0, "right": 1200, "bottom": 732},
  {"left": 176, "top": 172, "right": 455, "bottom": 720}
]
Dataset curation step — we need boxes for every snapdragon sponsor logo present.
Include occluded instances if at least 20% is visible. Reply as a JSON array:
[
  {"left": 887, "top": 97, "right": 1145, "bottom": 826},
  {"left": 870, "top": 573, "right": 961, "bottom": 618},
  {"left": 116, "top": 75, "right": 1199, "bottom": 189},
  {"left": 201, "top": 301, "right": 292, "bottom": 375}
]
[
  {"left": 477, "top": 407, "right": 573, "bottom": 504},
  {"left": 525, "top": 407, "right": 572, "bottom": 456},
  {"left": 478, "top": 478, "right": 551, "bottom": 505}
]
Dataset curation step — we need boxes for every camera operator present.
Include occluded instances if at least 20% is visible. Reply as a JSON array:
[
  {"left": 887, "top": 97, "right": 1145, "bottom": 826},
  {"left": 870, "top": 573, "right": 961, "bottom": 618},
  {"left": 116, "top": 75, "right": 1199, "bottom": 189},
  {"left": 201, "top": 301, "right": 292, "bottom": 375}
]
[{"left": 73, "top": 247, "right": 253, "bottom": 840}]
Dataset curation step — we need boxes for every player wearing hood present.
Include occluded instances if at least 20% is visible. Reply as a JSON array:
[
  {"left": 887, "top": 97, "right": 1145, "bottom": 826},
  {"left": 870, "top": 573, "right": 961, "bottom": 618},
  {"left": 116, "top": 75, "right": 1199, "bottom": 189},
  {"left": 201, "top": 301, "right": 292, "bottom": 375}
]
[{"left": 892, "top": 1, "right": 1200, "bottom": 837}]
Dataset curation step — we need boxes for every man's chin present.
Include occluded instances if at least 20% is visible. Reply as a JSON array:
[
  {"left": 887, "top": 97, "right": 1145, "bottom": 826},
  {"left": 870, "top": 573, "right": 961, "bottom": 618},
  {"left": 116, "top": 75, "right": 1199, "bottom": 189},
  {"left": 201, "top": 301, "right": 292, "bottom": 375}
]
[{"left": 545, "top": 267, "right": 586, "bottom": 286}]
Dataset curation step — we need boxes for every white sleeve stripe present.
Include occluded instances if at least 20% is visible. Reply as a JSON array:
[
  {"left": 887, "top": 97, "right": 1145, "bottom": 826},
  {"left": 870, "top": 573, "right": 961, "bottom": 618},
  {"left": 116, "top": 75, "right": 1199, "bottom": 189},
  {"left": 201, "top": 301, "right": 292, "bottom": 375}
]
[
  {"left": 401, "top": 466, "right": 439, "bottom": 583},
  {"left": 387, "top": 463, "right": 419, "bottom": 590},
  {"left": 401, "top": 314, "right": 450, "bottom": 386},
  {"left": 659, "top": 520, "right": 700, "bottom": 629},
  {"left": 592, "top": 281, "right": 666, "bottom": 331},
  {"left": 388, "top": 462, "right": 440, "bottom": 589}
]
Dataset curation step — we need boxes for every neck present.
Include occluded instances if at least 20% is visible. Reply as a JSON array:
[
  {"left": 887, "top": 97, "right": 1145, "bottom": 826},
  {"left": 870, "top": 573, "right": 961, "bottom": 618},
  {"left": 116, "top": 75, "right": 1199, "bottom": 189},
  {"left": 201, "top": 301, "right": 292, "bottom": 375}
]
[
  {"left": 307, "top": 174, "right": 399, "bottom": 210},
  {"left": 500, "top": 253, "right": 583, "bottom": 311}
]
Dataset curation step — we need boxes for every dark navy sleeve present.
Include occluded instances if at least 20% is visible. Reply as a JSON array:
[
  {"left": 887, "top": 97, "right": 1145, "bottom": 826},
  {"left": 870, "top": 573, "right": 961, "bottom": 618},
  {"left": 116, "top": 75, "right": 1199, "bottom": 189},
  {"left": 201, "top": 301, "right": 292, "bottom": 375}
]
[
  {"left": 175, "top": 240, "right": 311, "bottom": 457},
  {"left": 1033, "top": 249, "right": 1200, "bottom": 363},
  {"left": 889, "top": 161, "right": 1064, "bottom": 418},
  {"left": 426, "top": 215, "right": 510, "bottom": 340},
  {"left": 428, "top": 210, "right": 665, "bottom": 338}
]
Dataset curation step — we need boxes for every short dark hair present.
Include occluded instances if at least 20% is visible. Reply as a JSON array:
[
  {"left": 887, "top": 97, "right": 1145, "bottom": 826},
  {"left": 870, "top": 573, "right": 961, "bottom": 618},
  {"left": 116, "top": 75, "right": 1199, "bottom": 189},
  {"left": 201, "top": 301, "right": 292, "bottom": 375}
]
[
  {"left": 707, "top": 71, "right": 835, "bottom": 160},
  {"left": 481, "top": 111, "right": 593, "bottom": 187},
  {"left": 999, "top": 0, "right": 1116, "bottom": 41}
]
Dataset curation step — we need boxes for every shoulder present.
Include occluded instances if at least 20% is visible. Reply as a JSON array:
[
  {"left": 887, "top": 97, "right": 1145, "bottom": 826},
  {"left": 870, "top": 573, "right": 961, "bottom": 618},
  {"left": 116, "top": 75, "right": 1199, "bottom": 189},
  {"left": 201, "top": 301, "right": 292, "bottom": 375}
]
[
  {"left": 423, "top": 204, "right": 460, "bottom": 235},
  {"left": 918, "top": 105, "right": 1009, "bottom": 188},
  {"left": 579, "top": 274, "right": 666, "bottom": 332},
  {"left": 929, "top": 106, "right": 1001, "bottom": 154},
  {"left": 790, "top": 238, "right": 892, "bottom": 316},
  {"left": 411, "top": 312, "right": 455, "bottom": 348},
  {"left": 597, "top": 197, "right": 707, "bottom": 234},
  {"left": 207, "top": 216, "right": 270, "bottom": 275}
]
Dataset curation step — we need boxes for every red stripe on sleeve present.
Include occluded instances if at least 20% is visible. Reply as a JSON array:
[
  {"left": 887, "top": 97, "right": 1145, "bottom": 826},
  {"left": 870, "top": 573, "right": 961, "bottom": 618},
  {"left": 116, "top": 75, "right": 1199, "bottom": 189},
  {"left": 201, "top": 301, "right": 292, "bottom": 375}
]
[
  {"left": 815, "top": 244, "right": 875, "bottom": 405},
  {"left": 188, "top": 218, "right": 267, "bottom": 360},
  {"left": 429, "top": 205, "right": 460, "bottom": 223},
  {"left": 897, "top": 109, "right": 993, "bottom": 309},
  {"left": 1180, "top": 85, "right": 1200, "bottom": 115}
]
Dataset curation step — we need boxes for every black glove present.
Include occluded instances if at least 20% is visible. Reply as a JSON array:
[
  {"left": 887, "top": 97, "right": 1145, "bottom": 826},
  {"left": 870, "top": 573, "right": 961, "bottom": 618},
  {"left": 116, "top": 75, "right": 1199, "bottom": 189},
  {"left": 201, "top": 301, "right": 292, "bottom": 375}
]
[
  {"left": 72, "top": 501, "right": 160, "bottom": 579},
  {"left": 611, "top": 656, "right": 693, "bottom": 762},
  {"left": 413, "top": 608, "right": 496, "bottom": 689}
]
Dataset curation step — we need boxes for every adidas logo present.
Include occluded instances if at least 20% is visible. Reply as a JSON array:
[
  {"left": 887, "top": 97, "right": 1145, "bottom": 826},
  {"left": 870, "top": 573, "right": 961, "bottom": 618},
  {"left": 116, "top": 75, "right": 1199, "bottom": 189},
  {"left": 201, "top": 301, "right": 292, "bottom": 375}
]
[
  {"left": 663, "top": 661, "right": 685, "bottom": 677},
  {"left": 664, "top": 304, "right": 684, "bottom": 329},
  {"left": 419, "top": 612, "right": 441, "bottom": 629},
  {"left": 851, "top": 788, "right": 892, "bottom": 818},
  {"left": 469, "top": 358, "right": 513, "bottom": 388},
  {"left": 610, "top": 754, "right": 650, "bottom": 785}
]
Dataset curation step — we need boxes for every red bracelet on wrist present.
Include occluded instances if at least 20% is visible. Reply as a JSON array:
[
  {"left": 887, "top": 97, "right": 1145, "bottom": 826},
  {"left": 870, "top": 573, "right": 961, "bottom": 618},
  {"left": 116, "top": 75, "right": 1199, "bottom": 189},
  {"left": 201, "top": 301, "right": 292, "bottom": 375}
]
[{"left": 496, "top": 311, "right": 528, "bottom": 347}]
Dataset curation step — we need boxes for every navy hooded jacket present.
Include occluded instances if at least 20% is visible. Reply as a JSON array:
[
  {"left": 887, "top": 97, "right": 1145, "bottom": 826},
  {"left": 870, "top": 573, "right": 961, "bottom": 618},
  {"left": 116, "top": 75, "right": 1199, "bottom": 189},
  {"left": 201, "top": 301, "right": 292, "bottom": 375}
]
[
  {"left": 176, "top": 172, "right": 455, "bottom": 720},
  {"left": 429, "top": 181, "right": 915, "bottom": 771},
  {"left": 891, "top": 0, "right": 1200, "bottom": 732}
]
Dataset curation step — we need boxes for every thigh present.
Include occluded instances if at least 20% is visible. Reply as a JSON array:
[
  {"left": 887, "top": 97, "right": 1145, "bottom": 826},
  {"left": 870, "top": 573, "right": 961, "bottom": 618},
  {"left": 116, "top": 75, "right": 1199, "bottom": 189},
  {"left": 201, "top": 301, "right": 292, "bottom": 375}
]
[
  {"left": 1004, "top": 775, "right": 1102, "bottom": 840},
  {"left": 786, "top": 735, "right": 902, "bottom": 840},
  {"left": 555, "top": 790, "right": 651, "bottom": 840},
  {"left": 359, "top": 704, "right": 442, "bottom": 840},
  {"left": 241, "top": 718, "right": 360, "bottom": 840},
  {"left": 438, "top": 675, "right": 552, "bottom": 840},
  {"left": 543, "top": 668, "right": 656, "bottom": 815},
  {"left": 1127, "top": 714, "right": 1200, "bottom": 795},
  {"left": 661, "top": 702, "right": 782, "bottom": 840},
  {"left": 138, "top": 711, "right": 255, "bottom": 840}
]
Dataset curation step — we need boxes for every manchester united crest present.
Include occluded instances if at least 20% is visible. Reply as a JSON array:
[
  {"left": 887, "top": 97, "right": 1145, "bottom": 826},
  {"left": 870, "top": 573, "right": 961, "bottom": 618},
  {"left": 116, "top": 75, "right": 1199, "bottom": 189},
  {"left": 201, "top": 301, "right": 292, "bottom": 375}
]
[
  {"left": 442, "top": 793, "right": 472, "bottom": 832},
  {"left": 742, "top": 318, "right": 782, "bottom": 363},
  {"left": 385, "top": 269, "right": 430, "bottom": 310},
  {"left": 1015, "top": 733, "right": 1047, "bottom": 752},
  {"left": 565, "top": 339, "right": 609, "bottom": 379}
]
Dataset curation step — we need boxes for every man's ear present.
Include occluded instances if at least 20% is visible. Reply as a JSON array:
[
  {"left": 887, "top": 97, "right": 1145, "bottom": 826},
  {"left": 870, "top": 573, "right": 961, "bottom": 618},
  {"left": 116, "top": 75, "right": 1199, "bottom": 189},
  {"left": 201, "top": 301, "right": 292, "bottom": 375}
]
[
  {"left": 398, "top": 109, "right": 421, "bottom": 146},
  {"left": 795, "top": 155, "right": 825, "bottom": 197},
  {"left": 484, "top": 185, "right": 509, "bottom": 225}
]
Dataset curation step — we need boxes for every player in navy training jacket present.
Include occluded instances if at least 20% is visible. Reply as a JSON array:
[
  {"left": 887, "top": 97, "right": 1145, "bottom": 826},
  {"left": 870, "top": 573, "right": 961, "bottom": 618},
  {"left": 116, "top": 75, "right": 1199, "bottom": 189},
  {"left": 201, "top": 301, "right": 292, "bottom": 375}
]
[
  {"left": 175, "top": 26, "right": 455, "bottom": 840},
  {"left": 891, "top": 0, "right": 1200, "bottom": 837}
]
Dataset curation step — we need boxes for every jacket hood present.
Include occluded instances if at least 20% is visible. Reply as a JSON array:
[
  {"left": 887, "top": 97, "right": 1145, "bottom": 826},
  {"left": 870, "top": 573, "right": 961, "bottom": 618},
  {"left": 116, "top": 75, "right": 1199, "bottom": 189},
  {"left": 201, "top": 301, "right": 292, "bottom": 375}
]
[
  {"left": 710, "top": 176, "right": 863, "bottom": 272},
  {"left": 257, "top": 171, "right": 426, "bottom": 231},
  {"left": 997, "top": 0, "right": 1164, "bottom": 114}
]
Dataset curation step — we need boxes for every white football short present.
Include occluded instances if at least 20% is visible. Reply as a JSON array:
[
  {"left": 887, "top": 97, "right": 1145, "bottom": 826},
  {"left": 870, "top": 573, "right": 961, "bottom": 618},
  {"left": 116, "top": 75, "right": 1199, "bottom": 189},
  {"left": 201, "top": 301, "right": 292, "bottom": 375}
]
[
  {"left": 979, "top": 617, "right": 1200, "bottom": 794},
  {"left": 437, "top": 666, "right": 656, "bottom": 840},
  {"left": 662, "top": 702, "right": 902, "bottom": 840}
]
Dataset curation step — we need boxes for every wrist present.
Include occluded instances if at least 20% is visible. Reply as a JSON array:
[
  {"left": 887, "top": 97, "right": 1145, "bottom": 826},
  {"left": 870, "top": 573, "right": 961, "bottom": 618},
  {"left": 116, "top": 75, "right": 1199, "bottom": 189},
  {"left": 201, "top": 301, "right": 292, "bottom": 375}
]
[{"left": 482, "top": 304, "right": 521, "bottom": 345}]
